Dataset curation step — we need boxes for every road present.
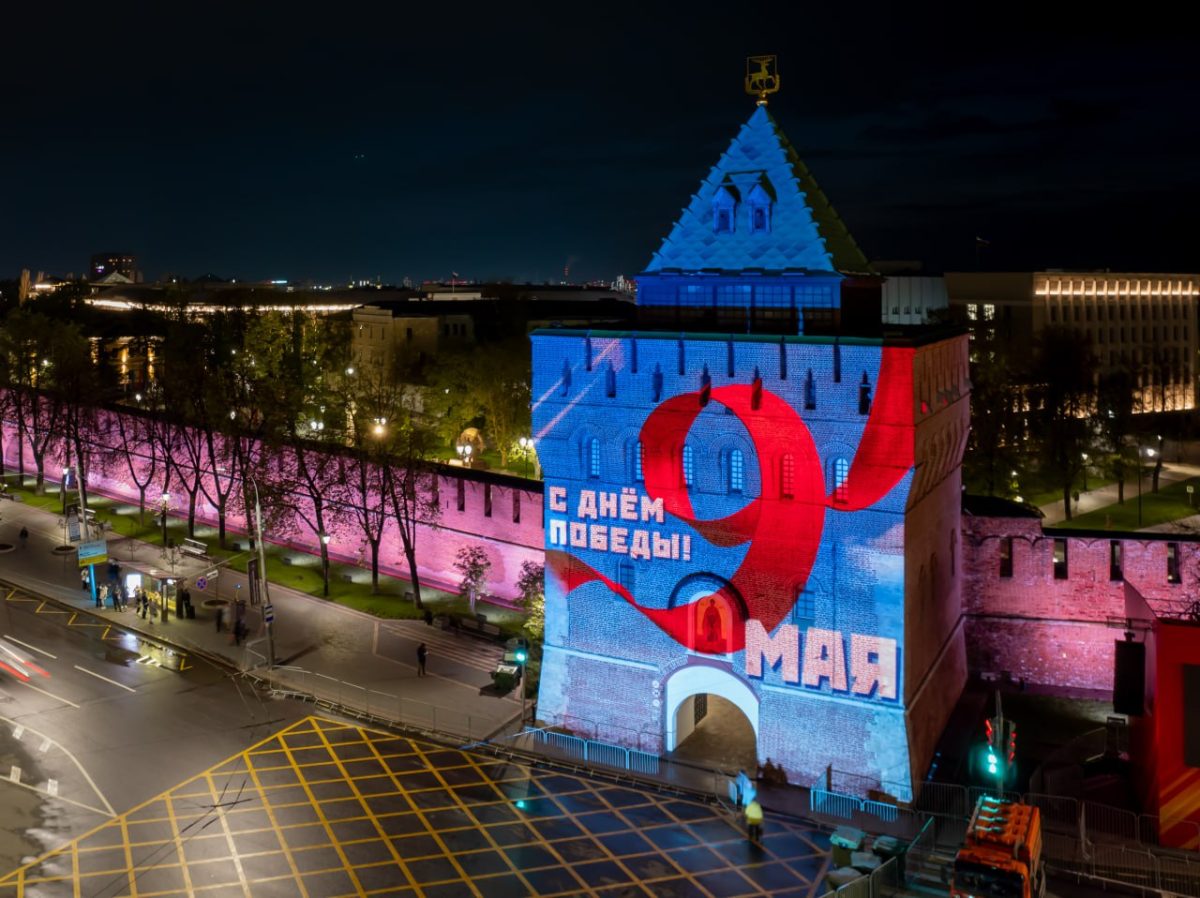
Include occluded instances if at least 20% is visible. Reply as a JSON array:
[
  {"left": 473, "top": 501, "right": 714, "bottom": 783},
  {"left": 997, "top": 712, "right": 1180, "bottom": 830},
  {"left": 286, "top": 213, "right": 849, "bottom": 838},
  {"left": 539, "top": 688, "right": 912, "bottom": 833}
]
[{"left": 0, "top": 589, "right": 313, "bottom": 875}]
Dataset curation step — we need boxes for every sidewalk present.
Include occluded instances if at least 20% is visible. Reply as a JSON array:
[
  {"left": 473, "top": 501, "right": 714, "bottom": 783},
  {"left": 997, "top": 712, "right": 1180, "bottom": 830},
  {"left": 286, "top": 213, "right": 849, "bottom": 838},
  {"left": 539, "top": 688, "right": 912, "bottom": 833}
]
[
  {"left": 0, "top": 495, "right": 521, "bottom": 743},
  {"left": 1037, "top": 462, "right": 1200, "bottom": 526}
]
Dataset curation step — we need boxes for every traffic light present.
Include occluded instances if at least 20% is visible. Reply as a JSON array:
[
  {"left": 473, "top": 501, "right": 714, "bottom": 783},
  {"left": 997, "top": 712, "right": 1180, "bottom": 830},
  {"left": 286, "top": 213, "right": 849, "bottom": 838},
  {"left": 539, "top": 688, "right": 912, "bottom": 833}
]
[
  {"left": 514, "top": 647, "right": 528, "bottom": 664},
  {"left": 1005, "top": 720, "right": 1017, "bottom": 767},
  {"left": 983, "top": 715, "right": 1005, "bottom": 782}
]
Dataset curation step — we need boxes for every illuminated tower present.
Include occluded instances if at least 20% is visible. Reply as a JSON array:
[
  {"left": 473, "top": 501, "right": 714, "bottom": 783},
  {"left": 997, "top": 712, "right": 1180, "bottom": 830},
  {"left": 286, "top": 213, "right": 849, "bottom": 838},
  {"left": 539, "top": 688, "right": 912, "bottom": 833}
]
[{"left": 531, "top": 101, "right": 968, "bottom": 799}]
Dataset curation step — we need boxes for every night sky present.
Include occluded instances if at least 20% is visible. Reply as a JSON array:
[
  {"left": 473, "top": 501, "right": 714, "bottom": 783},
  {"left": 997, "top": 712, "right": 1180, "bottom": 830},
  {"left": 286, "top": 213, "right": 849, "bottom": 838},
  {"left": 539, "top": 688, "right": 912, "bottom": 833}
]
[{"left": 3, "top": 5, "right": 1197, "bottom": 285}]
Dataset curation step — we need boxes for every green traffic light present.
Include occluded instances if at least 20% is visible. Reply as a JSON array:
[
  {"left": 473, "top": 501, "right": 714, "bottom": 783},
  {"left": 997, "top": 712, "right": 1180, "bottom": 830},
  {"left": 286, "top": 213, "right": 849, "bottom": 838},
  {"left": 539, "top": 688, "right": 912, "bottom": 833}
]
[{"left": 515, "top": 650, "right": 527, "bottom": 663}]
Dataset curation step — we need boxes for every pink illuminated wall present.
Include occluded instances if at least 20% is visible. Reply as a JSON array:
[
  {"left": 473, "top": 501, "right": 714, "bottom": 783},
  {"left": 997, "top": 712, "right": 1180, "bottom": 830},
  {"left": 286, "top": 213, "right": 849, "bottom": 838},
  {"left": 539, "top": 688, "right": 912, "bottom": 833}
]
[{"left": 0, "top": 407, "right": 543, "bottom": 600}]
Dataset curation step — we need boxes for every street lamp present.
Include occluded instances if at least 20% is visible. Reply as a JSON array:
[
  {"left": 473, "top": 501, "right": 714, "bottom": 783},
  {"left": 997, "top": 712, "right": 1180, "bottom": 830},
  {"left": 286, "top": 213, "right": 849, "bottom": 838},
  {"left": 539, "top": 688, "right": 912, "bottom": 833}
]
[
  {"left": 61, "top": 466, "right": 70, "bottom": 514},
  {"left": 518, "top": 436, "right": 532, "bottom": 479},
  {"left": 1138, "top": 446, "right": 1157, "bottom": 528},
  {"left": 456, "top": 443, "right": 473, "bottom": 468},
  {"left": 320, "top": 532, "right": 331, "bottom": 597},
  {"left": 1081, "top": 453, "right": 1089, "bottom": 492},
  {"left": 159, "top": 492, "right": 170, "bottom": 546}
]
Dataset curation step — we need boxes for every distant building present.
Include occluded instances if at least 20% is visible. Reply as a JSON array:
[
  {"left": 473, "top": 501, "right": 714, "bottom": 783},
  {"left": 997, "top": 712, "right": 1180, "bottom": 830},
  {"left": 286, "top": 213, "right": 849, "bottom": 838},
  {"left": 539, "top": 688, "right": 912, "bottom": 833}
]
[
  {"left": 90, "top": 252, "right": 139, "bottom": 283},
  {"left": 946, "top": 272, "right": 1200, "bottom": 412},
  {"left": 351, "top": 302, "right": 475, "bottom": 378}
]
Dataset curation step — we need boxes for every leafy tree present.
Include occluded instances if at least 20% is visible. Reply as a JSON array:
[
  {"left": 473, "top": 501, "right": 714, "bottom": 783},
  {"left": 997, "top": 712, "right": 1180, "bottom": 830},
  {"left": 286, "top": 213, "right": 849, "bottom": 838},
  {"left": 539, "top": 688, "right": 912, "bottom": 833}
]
[
  {"left": 424, "top": 340, "right": 531, "bottom": 466},
  {"left": 1028, "top": 327, "right": 1097, "bottom": 521},
  {"left": 515, "top": 560, "right": 544, "bottom": 643},
  {"left": 453, "top": 544, "right": 492, "bottom": 603},
  {"left": 1096, "top": 368, "right": 1138, "bottom": 504},
  {"left": 964, "top": 349, "right": 1023, "bottom": 496}
]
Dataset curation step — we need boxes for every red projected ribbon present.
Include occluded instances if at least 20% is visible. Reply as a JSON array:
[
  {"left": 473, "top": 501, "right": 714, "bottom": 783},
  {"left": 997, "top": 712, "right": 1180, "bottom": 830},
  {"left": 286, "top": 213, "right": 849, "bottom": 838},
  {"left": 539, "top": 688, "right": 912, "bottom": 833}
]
[{"left": 549, "top": 347, "right": 914, "bottom": 653}]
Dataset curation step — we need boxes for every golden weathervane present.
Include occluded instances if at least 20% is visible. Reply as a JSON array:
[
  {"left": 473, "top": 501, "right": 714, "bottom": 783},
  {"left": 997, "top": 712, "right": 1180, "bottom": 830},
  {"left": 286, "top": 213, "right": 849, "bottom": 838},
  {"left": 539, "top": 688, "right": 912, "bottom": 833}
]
[{"left": 745, "top": 55, "right": 780, "bottom": 105}]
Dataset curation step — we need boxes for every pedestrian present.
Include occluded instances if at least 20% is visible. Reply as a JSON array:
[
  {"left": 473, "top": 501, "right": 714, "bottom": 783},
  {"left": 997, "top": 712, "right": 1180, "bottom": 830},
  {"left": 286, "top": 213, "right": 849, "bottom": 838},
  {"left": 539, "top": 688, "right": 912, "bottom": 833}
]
[
  {"left": 233, "top": 617, "right": 246, "bottom": 646},
  {"left": 423, "top": 608, "right": 433, "bottom": 626},
  {"left": 109, "top": 585, "right": 120, "bottom": 611},
  {"left": 96, "top": 583, "right": 106, "bottom": 610},
  {"left": 735, "top": 769, "right": 752, "bottom": 810},
  {"left": 416, "top": 642, "right": 427, "bottom": 677},
  {"left": 137, "top": 587, "right": 147, "bottom": 618},
  {"left": 19, "top": 526, "right": 28, "bottom": 547},
  {"left": 215, "top": 606, "right": 224, "bottom": 633},
  {"left": 81, "top": 569, "right": 90, "bottom": 591},
  {"left": 745, "top": 799, "right": 763, "bottom": 843}
]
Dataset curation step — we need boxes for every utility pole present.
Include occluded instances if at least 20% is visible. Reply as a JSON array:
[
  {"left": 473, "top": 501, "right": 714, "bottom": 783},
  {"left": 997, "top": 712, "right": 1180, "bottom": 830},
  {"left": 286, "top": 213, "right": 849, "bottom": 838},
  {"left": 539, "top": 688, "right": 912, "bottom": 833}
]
[{"left": 251, "top": 479, "right": 275, "bottom": 669}]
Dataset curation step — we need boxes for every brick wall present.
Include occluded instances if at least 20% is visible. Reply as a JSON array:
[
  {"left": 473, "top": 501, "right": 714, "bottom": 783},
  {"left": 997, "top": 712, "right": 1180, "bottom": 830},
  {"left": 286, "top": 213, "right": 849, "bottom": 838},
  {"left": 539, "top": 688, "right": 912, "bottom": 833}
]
[{"left": 962, "top": 513, "right": 1200, "bottom": 692}]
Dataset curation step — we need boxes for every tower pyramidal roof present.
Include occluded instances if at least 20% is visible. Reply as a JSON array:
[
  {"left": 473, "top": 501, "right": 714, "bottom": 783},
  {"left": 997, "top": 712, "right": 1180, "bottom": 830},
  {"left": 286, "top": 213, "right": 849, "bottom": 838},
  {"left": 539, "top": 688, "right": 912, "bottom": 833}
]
[{"left": 645, "top": 105, "right": 871, "bottom": 276}]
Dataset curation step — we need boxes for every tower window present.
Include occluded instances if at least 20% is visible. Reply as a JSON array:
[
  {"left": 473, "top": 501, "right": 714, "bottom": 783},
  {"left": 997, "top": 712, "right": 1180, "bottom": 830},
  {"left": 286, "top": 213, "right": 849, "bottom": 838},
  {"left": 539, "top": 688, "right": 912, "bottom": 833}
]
[
  {"left": 729, "top": 449, "right": 744, "bottom": 494},
  {"left": 682, "top": 444, "right": 695, "bottom": 487},
  {"left": 1168, "top": 542, "right": 1181, "bottom": 584},
  {"left": 832, "top": 457, "right": 850, "bottom": 504},
  {"left": 484, "top": 483, "right": 492, "bottom": 517},
  {"left": 792, "top": 586, "right": 815, "bottom": 627},
  {"left": 804, "top": 369, "right": 816, "bottom": 410},
  {"left": 999, "top": 537, "right": 1013, "bottom": 578},
  {"left": 1109, "top": 540, "right": 1123, "bottom": 581},
  {"left": 751, "top": 206, "right": 768, "bottom": 233},
  {"left": 1053, "top": 538, "right": 1068, "bottom": 580},
  {"left": 780, "top": 454, "right": 795, "bottom": 498},
  {"left": 715, "top": 208, "right": 732, "bottom": 233},
  {"left": 588, "top": 438, "right": 601, "bottom": 479},
  {"left": 634, "top": 441, "right": 644, "bottom": 482}
]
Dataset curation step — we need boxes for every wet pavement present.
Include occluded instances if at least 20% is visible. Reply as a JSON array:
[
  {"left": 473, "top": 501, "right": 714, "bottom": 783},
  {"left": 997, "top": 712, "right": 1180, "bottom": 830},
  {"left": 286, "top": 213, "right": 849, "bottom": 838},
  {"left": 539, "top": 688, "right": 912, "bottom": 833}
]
[{"left": 0, "top": 716, "right": 835, "bottom": 897}]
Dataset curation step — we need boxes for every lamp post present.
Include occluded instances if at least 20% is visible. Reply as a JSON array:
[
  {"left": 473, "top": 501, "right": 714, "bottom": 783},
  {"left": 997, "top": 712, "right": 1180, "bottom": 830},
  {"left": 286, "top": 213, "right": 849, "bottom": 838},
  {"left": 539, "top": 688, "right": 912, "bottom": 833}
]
[
  {"left": 518, "top": 436, "right": 532, "bottom": 479},
  {"left": 159, "top": 492, "right": 170, "bottom": 546},
  {"left": 248, "top": 477, "right": 275, "bottom": 668},
  {"left": 1081, "top": 453, "right": 1089, "bottom": 492},
  {"left": 456, "top": 443, "right": 473, "bottom": 468},
  {"left": 62, "top": 467, "right": 70, "bottom": 514},
  {"left": 1138, "top": 446, "right": 1157, "bottom": 528},
  {"left": 320, "top": 532, "right": 331, "bottom": 597},
  {"left": 514, "top": 641, "right": 528, "bottom": 724}
]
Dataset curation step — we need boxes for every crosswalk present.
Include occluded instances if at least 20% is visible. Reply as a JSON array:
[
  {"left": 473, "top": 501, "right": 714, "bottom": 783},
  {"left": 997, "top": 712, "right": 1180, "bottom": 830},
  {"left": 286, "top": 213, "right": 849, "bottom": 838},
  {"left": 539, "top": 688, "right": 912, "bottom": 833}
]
[{"left": 376, "top": 620, "right": 505, "bottom": 672}]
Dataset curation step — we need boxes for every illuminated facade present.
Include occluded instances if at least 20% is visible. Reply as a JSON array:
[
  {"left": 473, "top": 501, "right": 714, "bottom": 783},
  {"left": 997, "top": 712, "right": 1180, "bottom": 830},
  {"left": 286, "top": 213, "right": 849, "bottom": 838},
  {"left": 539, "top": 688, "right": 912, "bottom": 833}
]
[
  {"left": 532, "top": 105, "right": 968, "bottom": 797},
  {"left": 946, "top": 272, "right": 1200, "bottom": 413}
]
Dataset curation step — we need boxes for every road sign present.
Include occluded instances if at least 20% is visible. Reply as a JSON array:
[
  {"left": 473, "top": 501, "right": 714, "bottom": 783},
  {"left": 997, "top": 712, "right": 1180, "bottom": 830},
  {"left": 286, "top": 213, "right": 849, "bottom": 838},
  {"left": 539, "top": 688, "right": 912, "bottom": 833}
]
[
  {"left": 263, "top": 603, "right": 275, "bottom": 624},
  {"left": 78, "top": 539, "right": 107, "bottom": 568},
  {"left": 195, "top": 577, "right": 208, "bottom": 591},
  {"left": 204, "top": 568, "right": 219, "bottom": 580},
  {"left": 1188, "top": 486, "right": 1195, "bottom": 494}
]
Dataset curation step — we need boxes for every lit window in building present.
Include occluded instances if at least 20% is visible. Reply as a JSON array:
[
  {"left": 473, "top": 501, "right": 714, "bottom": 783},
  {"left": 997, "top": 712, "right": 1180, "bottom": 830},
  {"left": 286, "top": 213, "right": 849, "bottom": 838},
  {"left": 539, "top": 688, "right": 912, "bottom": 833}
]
[
  {"left": 634, "top": 441, "right": 644, "bottom": 482},
  {"left": 729, "top": 449, "right": 744, "bottom": 494},
  {"left": 682, "top": 444, "right": 695, "bottom": 487},
  {"left": 588, "top": 438, "right": 601, "bottom": 479},
  {"left": 967, "top": 304, "right": 978, "bottom": 321},
  {"left": 780, "top": 454, "right": 795, "bottom": 499},
  {"left": 1168, "top": 542, "right": 1181, "bottom": 584},
  {"left": 1053, "top": 538, "right": 1068, "bottom": 580},
  {"left": 832, "top": 457, "right": 849, "bottom": 504},
  {"left": 999, "top": 537, "right": 1013, "bottom": 578},
  {"left": 983, "top": 304, "right": 996, "bottom": 321}
]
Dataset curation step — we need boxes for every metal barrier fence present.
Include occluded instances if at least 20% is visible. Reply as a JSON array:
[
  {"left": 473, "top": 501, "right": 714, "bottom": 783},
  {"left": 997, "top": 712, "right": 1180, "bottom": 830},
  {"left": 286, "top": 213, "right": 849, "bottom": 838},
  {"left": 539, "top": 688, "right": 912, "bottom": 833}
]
[
  {"left": 812, "top": 857, "right": 900, "bottom": 898},
  {"left": 252, "top": 665, "right": 505, "bottom": 742}
]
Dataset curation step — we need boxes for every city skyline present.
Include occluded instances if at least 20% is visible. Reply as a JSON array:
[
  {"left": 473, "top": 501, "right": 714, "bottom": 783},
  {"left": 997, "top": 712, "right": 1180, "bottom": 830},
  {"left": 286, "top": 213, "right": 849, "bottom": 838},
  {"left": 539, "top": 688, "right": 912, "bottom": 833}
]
[{"left": 2, "top": 6, "right": 1197, "bottom": 284}]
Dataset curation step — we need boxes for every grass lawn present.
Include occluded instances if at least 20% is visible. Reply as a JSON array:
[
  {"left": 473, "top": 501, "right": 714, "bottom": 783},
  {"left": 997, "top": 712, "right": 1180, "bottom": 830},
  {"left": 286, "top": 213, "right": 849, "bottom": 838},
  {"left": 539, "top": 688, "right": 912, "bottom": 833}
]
[
  {"left": 3, "top": 474, "right": 528, "bottom": 638},
  {"left": 1054, "top": 475, "right": 1200, "bottom": 530}
]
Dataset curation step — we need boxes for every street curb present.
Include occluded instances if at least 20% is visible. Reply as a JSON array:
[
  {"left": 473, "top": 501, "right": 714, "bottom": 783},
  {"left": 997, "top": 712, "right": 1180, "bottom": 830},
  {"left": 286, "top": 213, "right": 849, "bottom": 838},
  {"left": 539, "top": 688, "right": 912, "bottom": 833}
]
[{"left": 0, "top": 576, "right": 239, "bottom": 676}]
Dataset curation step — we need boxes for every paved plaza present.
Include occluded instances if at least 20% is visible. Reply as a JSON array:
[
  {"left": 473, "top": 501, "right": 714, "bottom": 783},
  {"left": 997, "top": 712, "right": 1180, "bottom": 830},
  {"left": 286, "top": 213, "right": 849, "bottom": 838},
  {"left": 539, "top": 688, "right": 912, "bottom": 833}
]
[{"left": 0, "top": 716, "right": 833, "bottom": 897}]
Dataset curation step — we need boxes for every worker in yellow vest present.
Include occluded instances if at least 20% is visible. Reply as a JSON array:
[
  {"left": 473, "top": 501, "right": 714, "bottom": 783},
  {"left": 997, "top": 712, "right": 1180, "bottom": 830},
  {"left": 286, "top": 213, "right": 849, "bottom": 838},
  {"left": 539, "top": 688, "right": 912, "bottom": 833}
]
[{"left": 744, "top": 798, "right": 763, "bottom": 842}]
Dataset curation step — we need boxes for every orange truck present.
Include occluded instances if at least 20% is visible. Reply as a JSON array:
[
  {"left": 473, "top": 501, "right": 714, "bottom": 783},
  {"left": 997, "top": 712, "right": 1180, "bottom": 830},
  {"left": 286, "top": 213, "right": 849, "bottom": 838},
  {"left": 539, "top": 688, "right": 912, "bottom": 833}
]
[{"left": 950, "top": 796, "right": 1046, "bottom": 898}]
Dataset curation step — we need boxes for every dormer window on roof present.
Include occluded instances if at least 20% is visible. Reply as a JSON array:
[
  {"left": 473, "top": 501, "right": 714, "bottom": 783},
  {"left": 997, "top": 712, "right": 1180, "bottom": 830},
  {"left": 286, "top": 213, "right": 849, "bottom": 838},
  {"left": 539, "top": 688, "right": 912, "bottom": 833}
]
[
  {"left": 712, "top": 184, "right": 739, "bottom": 234},
  {"left": 748, "top": 182, "right": 773, "bottom": 234}
]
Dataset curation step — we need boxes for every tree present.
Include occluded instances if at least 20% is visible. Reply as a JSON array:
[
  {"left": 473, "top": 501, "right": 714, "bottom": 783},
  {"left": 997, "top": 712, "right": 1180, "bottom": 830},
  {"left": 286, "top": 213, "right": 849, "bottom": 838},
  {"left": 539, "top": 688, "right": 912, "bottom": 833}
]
[
  {"left": 1029, "top": 327, "right": 1097, "bottom": 521},
  {"left": 382, "top": 406, "right": 440, "bottom": 610},
  {"left": 453, "top": 545, "right": 492, "bottom": 603},
  {"left": 964, "top": 349, "right": 1023, "bottom": 496},
  {"left": 1097, "top": 368, "right": 1138, "bottom": 505},
  {"left": 424, "top": 340, "right": 531, "bottom": 467},
  {"left": 515, "top": 560, "right": 544, "bottom": 643}
]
